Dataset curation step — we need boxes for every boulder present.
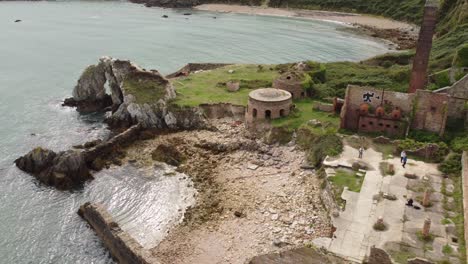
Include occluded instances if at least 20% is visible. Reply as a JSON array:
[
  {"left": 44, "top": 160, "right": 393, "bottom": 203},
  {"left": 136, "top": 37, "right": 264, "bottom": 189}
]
[
  {"left": 68, "top": 56, "right": 206, "bottom": 130},
  {"left": 15, "top": 148, "right": 92, "bottom": 190},
  {"left": 14, "top": 147, "right": 56, "bottom": 174}
]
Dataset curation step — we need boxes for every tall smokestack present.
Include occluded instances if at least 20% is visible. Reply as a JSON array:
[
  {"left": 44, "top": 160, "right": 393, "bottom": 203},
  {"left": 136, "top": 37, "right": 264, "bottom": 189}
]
[{"left": 408, "top": 0, "right": 438, "bottom": 93}]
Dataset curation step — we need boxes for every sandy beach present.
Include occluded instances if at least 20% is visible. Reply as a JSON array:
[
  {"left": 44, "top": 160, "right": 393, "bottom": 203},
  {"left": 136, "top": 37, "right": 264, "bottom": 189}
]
[{"left": 195, "top": 4, "right": 416, "bottom": 30}]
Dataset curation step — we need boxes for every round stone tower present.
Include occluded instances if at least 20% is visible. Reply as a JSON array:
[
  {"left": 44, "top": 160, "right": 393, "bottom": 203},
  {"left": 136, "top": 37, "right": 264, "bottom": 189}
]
[{"left": 246, "top": 88, "right": 293, "bottom": 122}]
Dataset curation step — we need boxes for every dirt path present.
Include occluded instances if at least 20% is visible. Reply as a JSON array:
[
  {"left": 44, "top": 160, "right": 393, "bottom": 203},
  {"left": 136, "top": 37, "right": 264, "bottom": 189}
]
[{"left": 124, "top": 119, "right": 332, "bottom": 264}]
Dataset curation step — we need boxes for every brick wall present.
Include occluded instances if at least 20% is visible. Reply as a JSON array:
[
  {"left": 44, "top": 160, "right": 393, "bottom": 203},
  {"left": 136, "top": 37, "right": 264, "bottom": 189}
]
[
  {"left": 340, "top": 85, "right": 414, "bottom": 131},
  {"left": 411, "top": 90, "right": 449, "bottom": 136},
  {"left": 246, "top": 98, "right": 292, "bottom": 122},
  {"left": 273, "top": 78, "right": 305, "bottom": 99},
  {"left": 435, "top": 74, "right": 468, "bottom": 120},
  {"left": 408, "top": 1, "right": 438, "bottom": 93}
]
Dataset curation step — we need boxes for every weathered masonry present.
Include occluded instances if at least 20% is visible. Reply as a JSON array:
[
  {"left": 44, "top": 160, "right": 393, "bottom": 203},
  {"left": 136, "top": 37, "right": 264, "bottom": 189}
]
[
  {"left": 340, "top": 85, "right": 449, "bottom": 136},
  {"left": 245, "top": 88, "right": 292, "bottom": 122},
  {"left": 409, "top": 0, "right": 438, "bottom": 93},
  {"left": 273, "top": 71, "right": 306, "bottom": 99}
]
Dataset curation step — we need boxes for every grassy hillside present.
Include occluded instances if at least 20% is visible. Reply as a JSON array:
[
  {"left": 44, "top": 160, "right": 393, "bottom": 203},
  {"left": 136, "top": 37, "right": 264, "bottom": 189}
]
[{"left": 268, "top": 0, "right": 468, "bottom": 76}]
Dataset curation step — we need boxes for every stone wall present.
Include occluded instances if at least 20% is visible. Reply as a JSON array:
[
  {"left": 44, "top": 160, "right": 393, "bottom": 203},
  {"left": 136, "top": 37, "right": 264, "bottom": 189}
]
[
  {"left": 462, "top": 151, "right": 468, "bottom": 262},
  {"left": 340, "top": 85, "right": 414, "bottom": 133},
  {"left": 408, "top": 0, "right": 438, "bottom": 93},
  {"left": 411, "top": 90, "right": 449, "bottom": 136},
  {"left": 435, "top": 74, "right": 468, "bottom": 120},
  {"left": 246, "top": 98, "right": 292, "bottom": 122},
  {"left": 78, "top": 202, "right": 158, "bottom": 264},
  {"left": 199, "top": 103, "right": 246, "bottom": 119},
  {"left": 313, "top": 101, "right": 334, "bottom": 112},
  {"left": 358, "top": 116, "right": 407, "bottom": 136},
  {"left": 273, "top": 77, "right": 305, "bottom": 99},
  {"left": 340, "top": 85, "right": 449, "bottom": 136},
  {"left": 83, "top": 124, "right": 142, "bottom": 163}
]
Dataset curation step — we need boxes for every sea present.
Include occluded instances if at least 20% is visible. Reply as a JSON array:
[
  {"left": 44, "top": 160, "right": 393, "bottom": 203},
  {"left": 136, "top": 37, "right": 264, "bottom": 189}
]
[{"left": 0, "top": 1, "right": 389, "bottom": 263}]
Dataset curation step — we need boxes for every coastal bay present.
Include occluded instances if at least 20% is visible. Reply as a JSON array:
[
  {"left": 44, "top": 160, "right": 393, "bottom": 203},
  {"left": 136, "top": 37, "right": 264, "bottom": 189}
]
[{"left": 0, "top": 2, "right": 392, "bottom": 263}]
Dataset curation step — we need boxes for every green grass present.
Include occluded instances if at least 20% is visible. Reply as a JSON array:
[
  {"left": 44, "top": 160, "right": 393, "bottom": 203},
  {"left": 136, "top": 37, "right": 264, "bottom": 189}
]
[
  {"left": 449, "top": 175, "right": 467, "bottom": 263},
  {"left": 172, "top": 64, "right": 280, "bottom": 107},
  {"left": 320, "top": 62, "right": 411, "bottom": 98},
  {"left": 329, "top": 169, "right": 364, "bottom": 193},
  {"left": 389, "top": 247, "right": 417, "bottom": 264},
  {"left": 271, "top": 98, "right": 340, "bottom": 130},
  {"left": 442, "top": 244, "right": 453, "bottom": 255},
  {"left": 122, "top": 72, "right": 168, "bottom": 104}
]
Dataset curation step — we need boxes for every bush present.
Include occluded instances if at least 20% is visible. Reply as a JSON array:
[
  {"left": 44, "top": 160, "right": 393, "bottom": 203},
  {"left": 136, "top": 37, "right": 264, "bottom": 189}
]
[
  {"left": 439, "top": 153, "right": 462, "bottom": 175},
  {"left": 451, "top": 136, "right": 468, "bottom": 152},
  {"left": 305, "top": 61, "right": 327, "bottom": 83},
  {"left": 431, "top": 69, "right": 451, "bottom": 88},
  {"left": 408, "top": 130, "right": 441, "bottom": 143},
  {"left": 452, "top": 43, "right": 468, "bottom": 68},
  {"left": 307, "top": 134, "right": 343, "bottom": 167},
  {"left": 396, "top": 138, "right": 425, "bottom": 151}
]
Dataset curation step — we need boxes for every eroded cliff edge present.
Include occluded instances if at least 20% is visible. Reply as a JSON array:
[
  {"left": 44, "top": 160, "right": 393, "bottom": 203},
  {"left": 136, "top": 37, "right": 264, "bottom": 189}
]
[
  {"left": 16, "top": 57, "right": 208, "bottom": 190},
  {"left": 63, "top": 56, "right": 205, "bottom": 130}
]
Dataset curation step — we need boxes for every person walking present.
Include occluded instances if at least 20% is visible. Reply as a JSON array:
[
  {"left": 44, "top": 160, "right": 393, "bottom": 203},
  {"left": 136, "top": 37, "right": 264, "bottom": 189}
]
[
  {"left": 400, "top": 150, "right": 407, "bottom": 163},
  {"left": 358, "top": 147, "right": 364, "bottom": 159},
  {"left": 402, "top": 156, "right": 408, "bottom": 168}
]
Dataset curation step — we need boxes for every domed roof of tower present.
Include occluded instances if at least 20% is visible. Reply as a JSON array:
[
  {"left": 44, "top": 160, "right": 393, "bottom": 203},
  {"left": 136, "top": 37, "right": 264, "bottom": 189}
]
[{"left": 249, "top": 88, "right": 292, "bottom": 102}]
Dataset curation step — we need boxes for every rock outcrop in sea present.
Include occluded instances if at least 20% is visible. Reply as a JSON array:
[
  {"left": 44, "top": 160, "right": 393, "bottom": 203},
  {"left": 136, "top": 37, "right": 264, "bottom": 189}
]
[
  {"left": 63, "top": 56, "right": 205, "bottom": 130},
  {"left": 15, "top": 148, "right": 92, "bottom": 190}
]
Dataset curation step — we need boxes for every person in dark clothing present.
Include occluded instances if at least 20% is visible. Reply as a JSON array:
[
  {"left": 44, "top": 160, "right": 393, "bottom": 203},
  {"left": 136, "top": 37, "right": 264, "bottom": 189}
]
[
  {"left": 406, "top": 198, "right": 414, "bottom": 207},
  {"left": 402, "top": 156, "right": 408, "bottom": 168}
]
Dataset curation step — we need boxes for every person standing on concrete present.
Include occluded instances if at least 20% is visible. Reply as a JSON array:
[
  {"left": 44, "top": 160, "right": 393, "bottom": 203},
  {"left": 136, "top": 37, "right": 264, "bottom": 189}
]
[
  {"left": 358, "top": 147, "right": 364, "bottom": 159},
  {"left": 402, "top": 156, "right": 408, "bottom": 168},
  {"left": 400, "top": 150, "right": 407, "bottom": 163}
]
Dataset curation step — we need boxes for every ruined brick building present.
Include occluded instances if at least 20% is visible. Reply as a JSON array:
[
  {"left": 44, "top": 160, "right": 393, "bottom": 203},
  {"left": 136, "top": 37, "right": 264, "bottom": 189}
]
[
  {"left": 340, "top": 0, "right": 467, "bottom": 137},
  {"left": 245, "top": 88, "right": 292, "bottom": 123},
  {"left": 273, "top": 71, "right": 307, "bottom": 99},
  {"left": 340, "top": 85, "right": 449, "bottom": 136}
]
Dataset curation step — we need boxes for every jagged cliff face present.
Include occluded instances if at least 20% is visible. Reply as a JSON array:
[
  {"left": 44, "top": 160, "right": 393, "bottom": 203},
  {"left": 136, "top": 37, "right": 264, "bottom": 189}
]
[{"left": 68, "top": 56, "right": 205, "bottom": 130}]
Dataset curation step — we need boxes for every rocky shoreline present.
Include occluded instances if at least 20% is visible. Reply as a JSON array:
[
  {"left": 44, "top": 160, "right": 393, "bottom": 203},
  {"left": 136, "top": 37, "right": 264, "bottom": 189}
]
[
  {"left": 15, "top": 58, "right": 334, "bottom": 263},
  {"left": 123, "top": 119, "right": 333, "bottom": 263}
]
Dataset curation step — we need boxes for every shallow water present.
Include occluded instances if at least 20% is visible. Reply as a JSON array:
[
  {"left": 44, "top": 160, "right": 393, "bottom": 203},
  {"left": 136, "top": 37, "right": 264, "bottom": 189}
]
[{"left": 0, "top": 1, "right": 388, "bottom": 263}]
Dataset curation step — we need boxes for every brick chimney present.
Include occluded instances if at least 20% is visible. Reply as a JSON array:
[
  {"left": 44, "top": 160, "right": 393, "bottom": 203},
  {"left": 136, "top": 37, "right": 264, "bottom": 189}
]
[{"left": 408, "top": 0, "right": 438, "bottom": 93}]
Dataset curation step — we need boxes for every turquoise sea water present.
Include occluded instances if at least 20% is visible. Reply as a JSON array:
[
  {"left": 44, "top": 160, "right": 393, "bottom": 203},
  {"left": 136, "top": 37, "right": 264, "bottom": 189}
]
[{"left": 0, "top": 1, "right": 389, "bottom": 263}]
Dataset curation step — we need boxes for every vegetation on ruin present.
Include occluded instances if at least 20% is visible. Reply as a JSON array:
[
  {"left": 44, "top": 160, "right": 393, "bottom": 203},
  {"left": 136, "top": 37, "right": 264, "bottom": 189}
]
[
  {"left": 439, "top": 153, "right": 463, "bottom": 175},
  {"left": 327, "top": 169, "right": 363, "bottom": 207},
  {"left": 271, "top": 98, "right": 340, "bottom": 129},
  {"left": 122, "top": 72, "right": 168, "bottom": 104},
  {"left": 172, "top": 64, "right": 279, "bottom": 107},
  {"left": 294, "top": 118, "right": 343, "bottom": 166}
]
